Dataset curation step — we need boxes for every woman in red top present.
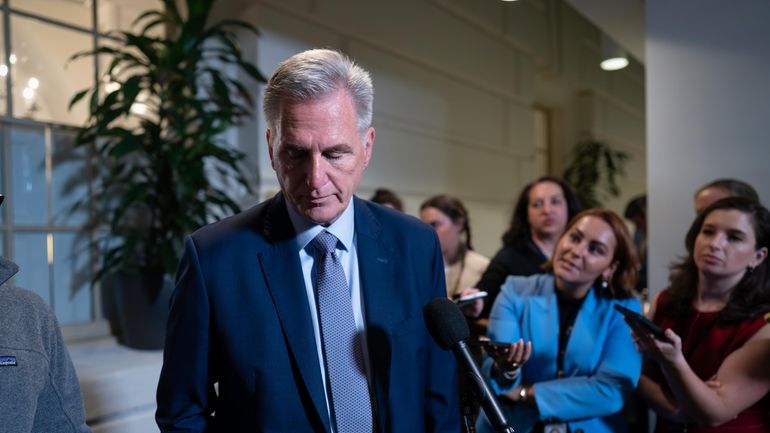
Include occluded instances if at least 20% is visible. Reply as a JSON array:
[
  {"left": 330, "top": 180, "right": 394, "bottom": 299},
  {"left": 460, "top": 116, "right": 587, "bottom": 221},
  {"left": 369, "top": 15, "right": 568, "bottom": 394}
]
[{"left": 632, "top": 197, "right": 770, "bottom": 433}]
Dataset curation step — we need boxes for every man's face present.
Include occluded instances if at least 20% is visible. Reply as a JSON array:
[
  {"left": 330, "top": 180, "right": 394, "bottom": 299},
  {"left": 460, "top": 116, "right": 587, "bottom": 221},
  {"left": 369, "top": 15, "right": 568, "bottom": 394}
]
[{"left": 268, "top": 89, "right": 374, "bottom": 225}]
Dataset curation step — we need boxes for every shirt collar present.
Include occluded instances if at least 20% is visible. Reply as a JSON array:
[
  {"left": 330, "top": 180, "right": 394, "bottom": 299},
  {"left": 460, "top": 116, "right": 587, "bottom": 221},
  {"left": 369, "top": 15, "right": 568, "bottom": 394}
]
[{"left": 286, "top": 198, "right": 356, "bottom": 252}]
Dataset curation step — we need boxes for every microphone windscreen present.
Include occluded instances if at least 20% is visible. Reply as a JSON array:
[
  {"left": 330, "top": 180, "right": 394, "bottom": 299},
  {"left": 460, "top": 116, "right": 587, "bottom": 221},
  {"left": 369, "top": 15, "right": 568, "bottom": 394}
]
[{"left": 423, "top": 297, "right": 470, "bottom": 350}]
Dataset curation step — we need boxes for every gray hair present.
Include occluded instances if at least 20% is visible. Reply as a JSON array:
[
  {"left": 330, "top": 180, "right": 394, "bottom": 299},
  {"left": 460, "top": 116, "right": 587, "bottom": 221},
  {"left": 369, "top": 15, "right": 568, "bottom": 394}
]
[{"left": 263, "top": 48, "right": 374, "bottom": 141}]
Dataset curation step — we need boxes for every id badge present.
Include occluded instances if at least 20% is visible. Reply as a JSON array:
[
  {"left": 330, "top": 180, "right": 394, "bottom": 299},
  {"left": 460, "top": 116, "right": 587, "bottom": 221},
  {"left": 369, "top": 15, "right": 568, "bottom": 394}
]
[{"left": 543, "top": 422, "right": 568, "bottom": 433}]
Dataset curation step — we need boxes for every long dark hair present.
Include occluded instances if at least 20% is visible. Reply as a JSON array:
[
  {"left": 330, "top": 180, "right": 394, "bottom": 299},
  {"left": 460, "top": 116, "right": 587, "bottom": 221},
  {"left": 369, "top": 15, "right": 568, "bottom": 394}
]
[
  {"left": 501, "top": 176, "right": 582, "bottom": 246},
  {"left": 544, "top": 208, "right": 638, "bottom": 299},
  {"left": 658, "top": 197, "right": 770, "bottom": 323},
  {"left": 420, "top": 194, "right": 474, "bottom": 251}
]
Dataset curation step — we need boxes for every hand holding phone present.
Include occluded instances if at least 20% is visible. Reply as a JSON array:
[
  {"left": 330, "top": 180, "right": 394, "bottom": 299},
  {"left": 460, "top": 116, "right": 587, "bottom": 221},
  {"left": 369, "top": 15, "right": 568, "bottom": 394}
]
[
  {"left": 467, "top": 338, "right": 512, "bottom": 348},
  {"left": 477, "top": 338, "right": 532, "bottom": 378},
  {"left": 453, "top": 290, "right": 487, "bottom": 308},
  {"left": 614, "top": 304, "right": 668, "bottom": 341}
]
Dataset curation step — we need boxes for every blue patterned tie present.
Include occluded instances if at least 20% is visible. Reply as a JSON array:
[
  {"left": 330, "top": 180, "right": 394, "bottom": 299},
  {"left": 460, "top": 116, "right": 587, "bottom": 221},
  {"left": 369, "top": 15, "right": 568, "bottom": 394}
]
[{"left": 312, "top": 231, "right": 374, "bottom": 433}]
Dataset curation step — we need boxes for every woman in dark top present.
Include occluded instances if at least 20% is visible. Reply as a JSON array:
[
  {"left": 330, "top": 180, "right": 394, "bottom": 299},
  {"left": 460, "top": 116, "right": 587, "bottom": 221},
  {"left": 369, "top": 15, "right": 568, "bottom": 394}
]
[
  {"left": 473, "top": 176, "right": 581, "bottom": 318},
  {"left": 631, "top": 197, "right": 770, "bottom": 433}
]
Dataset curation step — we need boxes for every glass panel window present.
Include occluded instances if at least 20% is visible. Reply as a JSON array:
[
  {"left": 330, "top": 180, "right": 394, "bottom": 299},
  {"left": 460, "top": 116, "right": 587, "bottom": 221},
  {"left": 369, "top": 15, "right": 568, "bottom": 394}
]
[
  {"left": 0, "top": 126, "right": 5, "bottom": 225},
  {"left": 10, "top": 15, "right": 93, "bottom": 125},
  {"left": 13, "top": 231, "right": 49, "bottom": 302},
  {"left": 0, "top": 19, "right": 6, "bottom": 117},
  {"left": 98, "top": 0, "right": 162, "bottom": 35},
  {"left": 52, "top": 129, "right": 88, "bottom": 225},
  {"left": 10, "top": 126, "right": 47, "bottom": 225},
  {"left": 11, "top": 0, "right": 92, "bottom": 29},
  {"left": 53, "top": 232, "right": 91, "bottom": 324}
]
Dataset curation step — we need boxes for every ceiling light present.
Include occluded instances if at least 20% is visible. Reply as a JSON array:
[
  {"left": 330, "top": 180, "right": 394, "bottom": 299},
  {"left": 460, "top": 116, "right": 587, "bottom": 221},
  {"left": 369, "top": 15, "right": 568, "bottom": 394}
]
[
  {"left": 601, "top": 57, "right": 629, "bottom": 71},
  {"left": 600, "top": 35, "right": 629, "bottom": 71}
]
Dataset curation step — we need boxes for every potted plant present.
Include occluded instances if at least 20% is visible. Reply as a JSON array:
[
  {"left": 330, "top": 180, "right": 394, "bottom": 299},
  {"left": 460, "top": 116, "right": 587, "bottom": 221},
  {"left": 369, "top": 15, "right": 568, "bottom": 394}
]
[
  {"left": 563, "top": 139, "right": 629, "bottom": 208},
  {"left": 69, "top": 0, "right": 265, "bottom": 349}
]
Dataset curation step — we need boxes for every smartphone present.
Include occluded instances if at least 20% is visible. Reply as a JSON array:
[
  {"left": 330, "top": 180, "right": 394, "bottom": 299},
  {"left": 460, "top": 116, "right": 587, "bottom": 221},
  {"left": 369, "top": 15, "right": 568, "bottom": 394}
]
[
  {"left": 466, "top": 338, "right": 512, "bottom": 348},
  {"left": 453, "top": 291, "right": 487, "bottom": 308},
  {"left": 0, "top": 193, "right": 4, "bottom": 207},
  {"left": 614, "top": 304, "right": 667, "bottom": 340}
]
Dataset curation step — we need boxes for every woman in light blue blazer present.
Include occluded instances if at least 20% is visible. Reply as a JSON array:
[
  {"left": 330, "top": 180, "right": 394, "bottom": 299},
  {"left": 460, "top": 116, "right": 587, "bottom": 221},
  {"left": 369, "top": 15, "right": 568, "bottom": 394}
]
[{"left": 477, "top": 208, "right": 642, "bottom": 433}]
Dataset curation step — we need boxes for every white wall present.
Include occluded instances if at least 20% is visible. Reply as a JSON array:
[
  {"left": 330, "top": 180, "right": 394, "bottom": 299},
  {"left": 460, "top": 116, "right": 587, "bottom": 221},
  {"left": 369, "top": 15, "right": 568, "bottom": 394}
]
[
  {"left": 228, "top": 0, "right": 646, "bottom": 258},
  {"left": 646, "top": 1, "right": 770, "bottom": 295}
]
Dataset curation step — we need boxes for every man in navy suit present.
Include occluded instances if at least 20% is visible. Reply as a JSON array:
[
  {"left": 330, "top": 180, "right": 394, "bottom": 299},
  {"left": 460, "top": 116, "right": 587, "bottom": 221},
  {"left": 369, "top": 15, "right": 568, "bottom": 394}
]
[{"left": 156, "top": 49, "right": 459, "bottom": 432}]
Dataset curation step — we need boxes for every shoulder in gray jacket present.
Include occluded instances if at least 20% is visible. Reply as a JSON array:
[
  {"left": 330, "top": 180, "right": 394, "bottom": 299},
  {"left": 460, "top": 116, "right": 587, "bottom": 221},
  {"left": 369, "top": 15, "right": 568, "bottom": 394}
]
[{"left": 0, "top": 256, "right": 91, "bottom": 433}]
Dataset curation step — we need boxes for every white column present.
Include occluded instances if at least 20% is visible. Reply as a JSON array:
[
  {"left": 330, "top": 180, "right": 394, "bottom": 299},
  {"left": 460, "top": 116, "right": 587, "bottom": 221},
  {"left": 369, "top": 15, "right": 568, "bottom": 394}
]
[{"left": 647, "top": 0, "right": 770, "bottom": 293}]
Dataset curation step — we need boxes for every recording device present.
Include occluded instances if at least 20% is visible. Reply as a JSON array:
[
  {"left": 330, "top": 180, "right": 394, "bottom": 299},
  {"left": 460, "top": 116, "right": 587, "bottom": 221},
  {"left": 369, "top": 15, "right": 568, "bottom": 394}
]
[
  {"left": 613, "top": 303, "right": 667, "bottom": 340},
  {"left": 452, "top": 291, "right": 488, "bottom": 308},
  {"left": 467, "top": 339, "right": 512, "bottom": 349},
  {"left": 0, "top": 193, "right": 4, "bottom": 207},
  {"left": 424, "top": 297, "right": 515, "bottom": 433}
]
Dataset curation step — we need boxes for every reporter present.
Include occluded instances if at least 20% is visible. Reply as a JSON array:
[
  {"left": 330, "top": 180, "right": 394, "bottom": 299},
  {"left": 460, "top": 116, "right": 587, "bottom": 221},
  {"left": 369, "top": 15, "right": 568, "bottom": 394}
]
[
  {"left": 420, "top": 194, "right": 489, "bottom": 299},
  {"left": 477, "top": 209, "right": 641, "bottom": 433},
  {"left": 0, "top": 195, "right": 91, "bottom": 433},
  {"left": 633, "top": 197, "right": 770, "bottom": 433},
  {"left": 694, "top": 178, "right": 759, "bottom": 214},
  {"left": 475, "top": 177, "right": 581, "bottom": 318}
]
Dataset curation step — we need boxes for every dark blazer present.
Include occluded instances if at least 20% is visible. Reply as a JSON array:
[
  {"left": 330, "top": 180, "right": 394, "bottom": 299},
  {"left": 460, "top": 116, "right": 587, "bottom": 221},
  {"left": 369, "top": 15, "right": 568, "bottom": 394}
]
[
  {"left": 156, "top": 194, "right": 459, "bottom": 432},
  {"left": 475, "top": 240, "right": 547, "bottom": 318}
]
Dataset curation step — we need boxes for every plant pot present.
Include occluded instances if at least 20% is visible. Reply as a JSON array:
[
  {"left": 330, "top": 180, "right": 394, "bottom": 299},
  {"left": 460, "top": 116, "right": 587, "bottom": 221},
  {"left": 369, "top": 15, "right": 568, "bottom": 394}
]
[{"left": 110, "top": 271, "right": 172, "bottom": 350}]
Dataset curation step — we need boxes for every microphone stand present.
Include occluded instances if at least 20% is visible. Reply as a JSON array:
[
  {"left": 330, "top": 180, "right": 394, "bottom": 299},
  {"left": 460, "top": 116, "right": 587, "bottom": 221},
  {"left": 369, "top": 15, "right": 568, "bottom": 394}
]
[
  {"left": 457, "top": 340, "right": 515, "bottom": 433},
  {"left": 459, "top": 370, "right": 478, "bottom": 433}
]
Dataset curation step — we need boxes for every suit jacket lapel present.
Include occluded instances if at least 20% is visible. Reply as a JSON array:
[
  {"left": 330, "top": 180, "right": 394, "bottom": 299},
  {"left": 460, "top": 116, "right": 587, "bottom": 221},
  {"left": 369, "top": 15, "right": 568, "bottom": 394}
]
[
  {"left": 354, "top": 198, "right": 395, "bottom": 430},
  {"left": 527, "top": 283, "right": 559, "bottom": 380},
  {"left": 259, "top": 193, "right": 331, "bottom": 432}
]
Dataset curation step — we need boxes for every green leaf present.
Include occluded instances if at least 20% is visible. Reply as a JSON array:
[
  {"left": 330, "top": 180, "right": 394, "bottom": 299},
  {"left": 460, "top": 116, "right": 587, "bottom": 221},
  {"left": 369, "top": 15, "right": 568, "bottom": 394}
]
[
  {"left": 237, "top": 59, "right": 267, "bottom": 82},
  {"left": 69, "top": 88, "right": 90, "bottom": 111},
  {"left": 67, "top": 0, "right": 264, "bottom": 283},
  {"left": 108, "top": 135, "right": 142, "bottom": 158},
  {"left": 563, "top": 140, "right": 630, "bottom": 208},
  {"left": 88, "top": 86, "right": 101, "bottom": 115},
  {"left": 213, "top": 19, "right": 260, "bottom": 36},
  {"left": 131, "top": 9, "right": 164, "bottom": 29},
  {"left": 121, "top": 75, "right": 143, "bottom": 107}
]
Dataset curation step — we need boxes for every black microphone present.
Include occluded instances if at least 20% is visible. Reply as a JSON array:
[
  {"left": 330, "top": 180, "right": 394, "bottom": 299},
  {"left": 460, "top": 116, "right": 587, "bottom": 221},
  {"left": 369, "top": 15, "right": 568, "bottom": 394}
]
[{"left": 423, "top": 297, "right": 514, "bottom": 433}]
